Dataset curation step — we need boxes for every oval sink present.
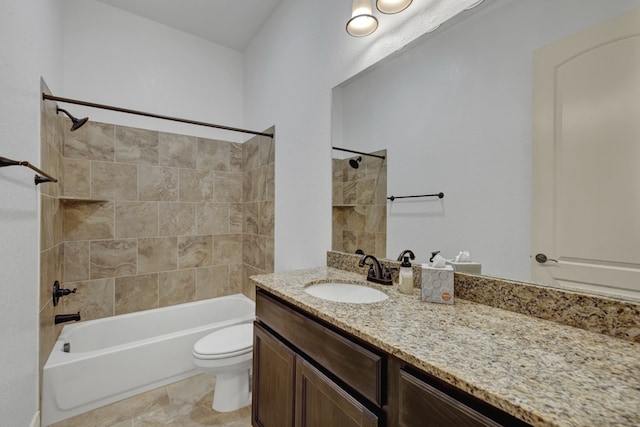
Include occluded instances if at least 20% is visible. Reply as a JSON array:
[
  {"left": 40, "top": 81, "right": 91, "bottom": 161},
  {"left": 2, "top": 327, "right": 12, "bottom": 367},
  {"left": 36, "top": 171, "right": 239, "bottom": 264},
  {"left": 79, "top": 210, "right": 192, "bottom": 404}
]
[{"left": 304, "top": 283, "right": 388, "bottom": 303}]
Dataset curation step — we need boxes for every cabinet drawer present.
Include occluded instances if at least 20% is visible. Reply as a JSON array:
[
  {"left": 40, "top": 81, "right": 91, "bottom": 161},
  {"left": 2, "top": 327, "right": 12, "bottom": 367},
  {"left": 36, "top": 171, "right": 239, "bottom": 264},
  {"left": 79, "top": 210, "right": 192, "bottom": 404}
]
[
  {"left": 399, "top": 369, "right": 502, "bottom": 427},
  {"left": 256, "top": 290, "right": 384, "bottom": 406}
]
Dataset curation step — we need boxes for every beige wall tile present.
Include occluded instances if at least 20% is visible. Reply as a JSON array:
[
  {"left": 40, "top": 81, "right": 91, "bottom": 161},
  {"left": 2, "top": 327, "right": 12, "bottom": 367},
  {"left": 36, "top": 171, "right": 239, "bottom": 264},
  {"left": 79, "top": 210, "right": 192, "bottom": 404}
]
[
  {"left": 229, "top": 203, "right": 243, "bottom": 234},
  {"left": 179, "top": 169, "right": 212, "bottom": 202},
  {"left": 195, "top": 265, "right": 229, "bottom": 300},
  {"left": 64, "top": 241, "right": 90, "bottom": 282},
  {"left": 196, "top": 203, "right": 229, "bottom": 235},
  {"left": 251, "top": 167, "right": 266, "bottom": 201},
  {"left": 159, "top": 269, "right": 196, "bottom": 307},
  {"left": 115, "top": 274, "right": 158, "bottom": 315},
  {"left": 198, "top": 138, "right": 229, "bottom": 171},
  {"left": 365, "top": 205, "right": 386, "bottom": 233},
  {"left": 62, "top": 278, "right": 115, "bottom": 321},
  {"left": 229, "top": 142, "right": 243, "bottom": 172},
  {"left": 242, "top": 169, "right": 252, "bottom": 203},
  {"left": 243, "top": 138, "right": 259, "bottom": 171},
  {"left": 91, "top": 162, "right": 137, "bottom": 201},
  {"left": 343, "top": 181, "right": 357, "bottom": 205},
  {"left": 41, "top": 195, "right": 56, "bottom": 251},
  {"left": 259, "top": 201, "right": 274, "bottom": 237},
  {"left": 178, "top": 235, "right": 213, "bottom": 269},
  {"left": 64, "top": 122, "right": 115, "bottom": 161},
  {"left": 158, "top": 132, "right": 197, "bottom": 169},
  {"left": 229, "top": 264, "right": 243, "bottom": 294},
  {"left": 63, "top": 200, "right": 114, "bottom": 241},
  {"left": 63, "top": 158, "right": 90, "bottom": 198},
  {"left": 347, "top": 205, "right": 367, "bottom": 232},
  {"left": 158, "top": 202, "right": 196, "bottom": 236},
  {"left": 243, "top": 202, "right": 259, "bottom": 235},
  {"left": 40, "top": 244, "right": 62, "bottom": 312},
  {"left": 115, "top": 202, "right": 158, "bottom": 238},
  {"left": 265, "top": 237, "right": 274, "bottom": 273},
  {"left": 115, "top": 126, "right": 158, "bottom": 165},
  {"left": 90, "top": 239, "right": 137, "bottom": 279},
  {"left": 214, "top": 234, "right": 242, "bottom": 266},
  {"left": 265, "top": 163, "right": 275, "bottom": 202},
  {"left": 214, "top": 171, "right": 242, "bottom": 203},
  {"left": 138, "top": 165, "right": 179, "bottom": 202},
  {"left": 138, "top": 237, "right": 177, "bottom": 273},
  {"left": 357, "top": 179, "right": 376, "bottom": 205}
]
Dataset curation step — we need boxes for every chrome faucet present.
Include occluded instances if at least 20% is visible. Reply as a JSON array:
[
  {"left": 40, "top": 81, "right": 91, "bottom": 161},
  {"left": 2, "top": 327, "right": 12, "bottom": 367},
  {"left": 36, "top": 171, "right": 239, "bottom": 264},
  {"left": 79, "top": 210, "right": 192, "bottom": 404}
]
[{"left": 358, "top": 254, "right": 393, "bottom": 286}]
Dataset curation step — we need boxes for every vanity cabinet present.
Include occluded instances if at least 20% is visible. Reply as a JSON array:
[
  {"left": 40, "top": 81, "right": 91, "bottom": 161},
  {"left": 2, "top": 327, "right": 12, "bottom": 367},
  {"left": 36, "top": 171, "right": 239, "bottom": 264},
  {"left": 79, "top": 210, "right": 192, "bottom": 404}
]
[
  {"left": 253, "top": 288, "right": 530, "bottom": 427},
  {"left": 253, "top": 290, "right": 382, "bottom": 427}
]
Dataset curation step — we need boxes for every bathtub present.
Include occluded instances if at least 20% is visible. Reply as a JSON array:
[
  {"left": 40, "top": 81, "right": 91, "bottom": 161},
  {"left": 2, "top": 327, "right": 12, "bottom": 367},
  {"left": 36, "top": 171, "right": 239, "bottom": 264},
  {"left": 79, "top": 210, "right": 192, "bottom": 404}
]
[{"left": 41, "top": 294, "right": 255, "bottom": 426}]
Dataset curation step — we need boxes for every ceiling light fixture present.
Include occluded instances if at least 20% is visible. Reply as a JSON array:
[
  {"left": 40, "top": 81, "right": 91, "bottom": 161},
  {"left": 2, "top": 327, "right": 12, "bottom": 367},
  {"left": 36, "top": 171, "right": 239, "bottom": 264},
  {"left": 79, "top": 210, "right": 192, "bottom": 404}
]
[
  {"left": 346, "top": 0, "right": 378, "bottom": 37},
  {"left": 376, "top": 0, "right": 413, "bottom": 14}
]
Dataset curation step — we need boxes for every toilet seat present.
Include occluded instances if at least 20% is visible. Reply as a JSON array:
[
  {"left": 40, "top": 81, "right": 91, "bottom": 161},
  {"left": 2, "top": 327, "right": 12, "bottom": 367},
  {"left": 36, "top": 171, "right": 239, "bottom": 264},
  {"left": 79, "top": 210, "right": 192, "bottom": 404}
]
[{"left": 193, "top": 323, "right": 253, "bottom": 360}]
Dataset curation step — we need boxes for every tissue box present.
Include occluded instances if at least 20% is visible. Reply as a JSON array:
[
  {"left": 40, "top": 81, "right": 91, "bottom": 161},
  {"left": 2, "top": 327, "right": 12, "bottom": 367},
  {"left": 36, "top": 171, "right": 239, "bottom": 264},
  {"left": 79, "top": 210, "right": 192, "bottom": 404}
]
[
  {"left": 446, "top": 261, "right": 482, "bottom": 274},
  {"left": 421, "top": 264, "right": 454, "bottom": 304}
]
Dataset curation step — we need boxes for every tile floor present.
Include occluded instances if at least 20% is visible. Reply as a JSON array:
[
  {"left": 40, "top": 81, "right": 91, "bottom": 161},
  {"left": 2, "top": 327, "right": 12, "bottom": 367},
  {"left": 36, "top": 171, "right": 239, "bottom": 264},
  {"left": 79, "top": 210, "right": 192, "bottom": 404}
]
[{"left": 51, "top": 374, "right": 251, "bottom": 427}]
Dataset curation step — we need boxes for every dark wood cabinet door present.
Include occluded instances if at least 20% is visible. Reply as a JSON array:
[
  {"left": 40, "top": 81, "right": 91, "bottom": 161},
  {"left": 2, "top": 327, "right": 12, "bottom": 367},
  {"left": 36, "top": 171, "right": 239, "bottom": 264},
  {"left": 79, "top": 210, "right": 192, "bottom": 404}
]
[
  {"left": 252, "top": 323, "right": 296, "bottom": 427},
  {"left": 398, "top": 370, "right": 501, "bottom": 427},
  {"left": 295, "top": 358, "right": 379, "bottom": 427}
]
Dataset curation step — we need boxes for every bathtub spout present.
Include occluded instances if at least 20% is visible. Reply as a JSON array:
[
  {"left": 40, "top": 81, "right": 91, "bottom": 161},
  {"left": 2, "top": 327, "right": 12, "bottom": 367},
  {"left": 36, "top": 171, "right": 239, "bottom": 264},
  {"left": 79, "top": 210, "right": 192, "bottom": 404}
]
[{"left": 55, "top": 312, "right": 80, "bottom": 325}]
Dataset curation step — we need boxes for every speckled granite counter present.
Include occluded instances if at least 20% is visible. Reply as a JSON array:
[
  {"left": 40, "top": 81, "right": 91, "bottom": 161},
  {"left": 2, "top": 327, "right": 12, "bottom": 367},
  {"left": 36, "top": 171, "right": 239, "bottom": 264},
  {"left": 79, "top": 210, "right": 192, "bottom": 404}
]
[{"left": 251, "top": 267, "right": 640, "bottom": 427}]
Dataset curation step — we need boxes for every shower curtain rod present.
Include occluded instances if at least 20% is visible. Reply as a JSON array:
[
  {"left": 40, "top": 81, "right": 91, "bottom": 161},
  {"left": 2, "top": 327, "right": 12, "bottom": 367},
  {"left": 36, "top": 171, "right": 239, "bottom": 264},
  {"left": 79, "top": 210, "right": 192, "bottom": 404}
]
[
  {"left": 0, "top": 155, "right": 58, "bottom": 184},
  {"left": 42, "top": 93, "right": 274, "bottom": 138},
  {"left": 332, "top": 146, "right": 386, "bottom": 160}
]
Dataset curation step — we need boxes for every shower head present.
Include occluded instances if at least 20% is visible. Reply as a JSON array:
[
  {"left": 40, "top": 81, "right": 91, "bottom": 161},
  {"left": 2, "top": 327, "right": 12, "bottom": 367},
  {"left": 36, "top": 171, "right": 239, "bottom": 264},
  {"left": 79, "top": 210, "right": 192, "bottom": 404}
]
[
  {"left": 56, "top": 107, "right": 89, "bottom": 131},
  {"left": 349, "top": 156, "right": 362, "bottom": 169}
]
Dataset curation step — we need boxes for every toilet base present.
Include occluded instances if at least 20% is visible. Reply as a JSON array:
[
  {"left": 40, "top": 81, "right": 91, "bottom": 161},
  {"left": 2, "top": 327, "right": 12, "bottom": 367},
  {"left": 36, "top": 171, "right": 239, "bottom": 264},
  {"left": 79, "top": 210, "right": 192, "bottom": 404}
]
[{"left": 212, "top": 368, "right": 251, "bottom": 412}]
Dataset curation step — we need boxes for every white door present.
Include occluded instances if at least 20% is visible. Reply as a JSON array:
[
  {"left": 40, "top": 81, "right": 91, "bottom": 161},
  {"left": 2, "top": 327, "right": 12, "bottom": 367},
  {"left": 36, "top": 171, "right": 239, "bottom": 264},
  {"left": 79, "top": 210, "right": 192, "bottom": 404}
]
[{"left": 532, "top": 7, "right": 640, "bottom": 300}]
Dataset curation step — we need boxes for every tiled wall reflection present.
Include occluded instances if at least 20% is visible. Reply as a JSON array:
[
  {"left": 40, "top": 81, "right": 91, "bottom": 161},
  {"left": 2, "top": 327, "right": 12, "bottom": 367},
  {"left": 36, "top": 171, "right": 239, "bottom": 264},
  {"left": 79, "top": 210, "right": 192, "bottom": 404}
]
[
  {"left": 332, "top": 150, "right": 386, "bottom": 257},
  {"left": 39, "top": 93, "right": 274, "bottom": 379}
]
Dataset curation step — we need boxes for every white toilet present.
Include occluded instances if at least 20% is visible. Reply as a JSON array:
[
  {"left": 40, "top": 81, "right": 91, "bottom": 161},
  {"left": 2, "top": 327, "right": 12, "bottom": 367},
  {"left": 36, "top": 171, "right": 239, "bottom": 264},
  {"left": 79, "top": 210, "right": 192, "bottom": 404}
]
[{"left": 192, "top": 323, "right": 254, "bottom": 412}]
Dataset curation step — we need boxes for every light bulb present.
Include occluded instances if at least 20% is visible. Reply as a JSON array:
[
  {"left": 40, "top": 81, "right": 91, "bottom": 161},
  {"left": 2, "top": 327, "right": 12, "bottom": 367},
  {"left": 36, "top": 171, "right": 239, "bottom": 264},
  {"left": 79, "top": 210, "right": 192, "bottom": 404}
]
[
  {"left": 376, "top": 0, "right": 413, "bottom": 14},
  {"left": 347, "top": 0, "right": 378, "bottom": 37}
]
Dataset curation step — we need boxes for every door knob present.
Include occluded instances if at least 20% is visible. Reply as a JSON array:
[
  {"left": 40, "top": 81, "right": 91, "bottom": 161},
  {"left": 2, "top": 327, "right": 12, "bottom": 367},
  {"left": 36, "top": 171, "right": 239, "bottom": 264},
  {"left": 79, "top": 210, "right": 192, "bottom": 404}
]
[{"left": 535, "top": 253, "right": 558, "bottom": 263}]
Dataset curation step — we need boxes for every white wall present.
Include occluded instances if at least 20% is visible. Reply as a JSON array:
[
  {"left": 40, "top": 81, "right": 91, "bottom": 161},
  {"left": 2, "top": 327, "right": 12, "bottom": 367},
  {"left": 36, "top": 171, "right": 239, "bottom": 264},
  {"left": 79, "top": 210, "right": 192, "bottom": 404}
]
[
  {"left": 0, "top": 1, "right": 64, "bottom": 425},
  {"left": 336, "top": 0, "right": 640, "bottom": 281},
  {"left": 62, "top": 0, "right": 245, "bottom": 142},
  {"left": 243, "top": 0, "right": 485, "bottom": 272}
]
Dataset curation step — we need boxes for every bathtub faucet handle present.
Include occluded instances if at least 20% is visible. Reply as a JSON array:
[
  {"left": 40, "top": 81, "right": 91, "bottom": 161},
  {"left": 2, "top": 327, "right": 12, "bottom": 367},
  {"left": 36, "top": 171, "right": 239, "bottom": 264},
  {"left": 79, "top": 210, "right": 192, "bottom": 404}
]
[{"left": 52, "top": 281, "right": 77, "bottom": 307}]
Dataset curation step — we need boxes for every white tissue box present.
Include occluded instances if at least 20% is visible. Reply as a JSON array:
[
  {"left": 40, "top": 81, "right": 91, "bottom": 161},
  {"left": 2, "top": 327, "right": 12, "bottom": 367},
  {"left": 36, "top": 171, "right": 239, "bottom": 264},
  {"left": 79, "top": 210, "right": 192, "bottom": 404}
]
[
  {"left": 421, "top": 264, "right": 454, "bottom": 304},
  {"left": 446, "top": 261, "right": 481, "bottom": 274}
]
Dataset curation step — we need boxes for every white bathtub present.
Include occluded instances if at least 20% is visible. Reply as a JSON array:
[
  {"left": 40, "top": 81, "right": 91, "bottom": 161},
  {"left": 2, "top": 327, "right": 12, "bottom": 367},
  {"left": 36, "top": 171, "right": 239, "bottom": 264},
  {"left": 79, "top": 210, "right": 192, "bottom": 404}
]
[{"left": 41, "top": 294, "right": 255, "bottom": 426}]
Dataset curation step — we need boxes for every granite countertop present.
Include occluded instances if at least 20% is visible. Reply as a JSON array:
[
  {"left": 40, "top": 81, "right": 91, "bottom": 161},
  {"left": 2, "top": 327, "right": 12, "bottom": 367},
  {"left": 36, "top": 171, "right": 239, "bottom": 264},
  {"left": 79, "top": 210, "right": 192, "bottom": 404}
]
[{"left": 251, "top": 266, "right": 640, "bottom": 427}]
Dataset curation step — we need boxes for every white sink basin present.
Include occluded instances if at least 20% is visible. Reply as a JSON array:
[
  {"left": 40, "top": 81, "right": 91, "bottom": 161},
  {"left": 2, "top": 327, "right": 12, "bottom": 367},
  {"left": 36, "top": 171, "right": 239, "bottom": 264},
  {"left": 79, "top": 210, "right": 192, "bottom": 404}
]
[{"left": 304, "top": 283, "right": 388, "bottom": 303}]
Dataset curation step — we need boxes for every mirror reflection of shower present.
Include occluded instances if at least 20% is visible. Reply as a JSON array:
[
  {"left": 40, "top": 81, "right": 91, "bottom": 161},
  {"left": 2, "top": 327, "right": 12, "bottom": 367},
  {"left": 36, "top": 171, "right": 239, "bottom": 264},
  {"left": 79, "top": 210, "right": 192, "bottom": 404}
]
[{"left": 331, "top": 147, "right": 387, "bottom": 257}]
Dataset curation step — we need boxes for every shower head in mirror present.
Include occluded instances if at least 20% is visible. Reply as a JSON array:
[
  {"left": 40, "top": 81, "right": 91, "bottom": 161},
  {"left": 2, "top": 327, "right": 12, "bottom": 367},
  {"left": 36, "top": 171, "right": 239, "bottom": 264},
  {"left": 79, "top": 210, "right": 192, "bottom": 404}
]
[{"left": 349, "top": 156, "right": 362, "bottom": 169}]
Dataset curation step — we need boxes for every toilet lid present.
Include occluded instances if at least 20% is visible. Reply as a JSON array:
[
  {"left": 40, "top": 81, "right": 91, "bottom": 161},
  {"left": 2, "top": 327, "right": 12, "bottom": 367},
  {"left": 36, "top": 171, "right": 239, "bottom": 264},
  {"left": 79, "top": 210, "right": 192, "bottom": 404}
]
[{"left": 193, "top": 323, "right": 253, "bottom": 359}]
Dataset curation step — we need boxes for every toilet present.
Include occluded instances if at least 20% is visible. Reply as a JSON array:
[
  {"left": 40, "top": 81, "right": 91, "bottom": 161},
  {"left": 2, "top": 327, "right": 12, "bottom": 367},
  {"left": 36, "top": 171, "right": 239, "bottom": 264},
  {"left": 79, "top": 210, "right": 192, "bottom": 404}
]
[{"left": 192, "top": 323, "right": 254, "bottom": 412}]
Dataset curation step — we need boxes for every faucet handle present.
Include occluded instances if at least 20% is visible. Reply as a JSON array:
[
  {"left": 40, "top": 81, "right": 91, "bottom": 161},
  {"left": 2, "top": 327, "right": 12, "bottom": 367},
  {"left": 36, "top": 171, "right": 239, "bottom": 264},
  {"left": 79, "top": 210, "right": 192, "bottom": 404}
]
[
  {"left": 382, "top": 264, "right": 394, "bottom": 281},
  {"left": 365, "top": 263, "right": 376, "bottom": 278}
]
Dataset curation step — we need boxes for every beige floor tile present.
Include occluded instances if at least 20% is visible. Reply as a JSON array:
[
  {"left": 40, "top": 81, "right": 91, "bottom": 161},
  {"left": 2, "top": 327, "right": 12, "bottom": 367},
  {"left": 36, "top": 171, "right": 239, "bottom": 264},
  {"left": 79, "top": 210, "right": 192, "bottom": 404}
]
[{"left": 51, "top": 374, "right": 250, "bottom": 427}]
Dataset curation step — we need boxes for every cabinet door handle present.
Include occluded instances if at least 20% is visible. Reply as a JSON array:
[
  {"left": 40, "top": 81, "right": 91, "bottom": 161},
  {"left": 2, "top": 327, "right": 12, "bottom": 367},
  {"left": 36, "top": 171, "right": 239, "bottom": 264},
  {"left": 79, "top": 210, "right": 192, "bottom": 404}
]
[{"left": 535, "top": 253, "right": 558, "bottom": 263}]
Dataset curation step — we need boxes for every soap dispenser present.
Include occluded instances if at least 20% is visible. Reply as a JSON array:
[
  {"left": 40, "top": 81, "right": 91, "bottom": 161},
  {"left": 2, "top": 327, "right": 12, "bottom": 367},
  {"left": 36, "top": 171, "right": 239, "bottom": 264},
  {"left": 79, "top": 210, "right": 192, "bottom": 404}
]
[{"left": 398, "top": 256, "right": 414, "bottom": 295}]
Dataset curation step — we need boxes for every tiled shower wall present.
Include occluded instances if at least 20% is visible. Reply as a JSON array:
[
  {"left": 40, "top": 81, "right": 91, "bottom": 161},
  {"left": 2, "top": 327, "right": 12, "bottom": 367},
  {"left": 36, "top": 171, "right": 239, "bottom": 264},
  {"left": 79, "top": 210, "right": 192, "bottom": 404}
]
[
  {"left": 39, "top": 81, "right": 65, "bottom": 383},
  {"left": 38, "top": 89, "right": 274, "bottom": 377},
  {"left": 332, "top": 150, "right": 387, "bottom": 257}
]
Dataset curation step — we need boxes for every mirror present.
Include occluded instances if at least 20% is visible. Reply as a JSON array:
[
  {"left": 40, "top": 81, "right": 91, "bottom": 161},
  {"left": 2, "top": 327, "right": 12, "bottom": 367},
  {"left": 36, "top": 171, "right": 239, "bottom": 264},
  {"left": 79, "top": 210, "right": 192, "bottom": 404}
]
[{"left": 331, "top": 0, "right": 640, "bottom": 292}]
